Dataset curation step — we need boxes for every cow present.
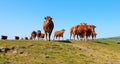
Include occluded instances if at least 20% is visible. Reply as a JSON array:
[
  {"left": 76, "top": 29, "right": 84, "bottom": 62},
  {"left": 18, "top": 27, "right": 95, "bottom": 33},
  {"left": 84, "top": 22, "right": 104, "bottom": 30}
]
[
  {"left": 54, "top": 29, "right": 65, "bottom": 40},
  {"left": 1, "top": 35, "right": 8, "bottom": 40},
  {"left": 91, "top": 31, "right": 97, "bottom": 40},
  {"left": 78, "top": 23, "right": 96, "bottom": 41},
  {"left": 15, "top": 36, "right": 19, "bottom": 40},
  {"left": 25, "top": 37, "right": 29, "bottom": 40},
  {"left": 76, "top": 24, "right": 85, "bottom": 41},
  {"left": 43, "top": 16, "right": 54, "bottom": 41},
  {"left": 70, "top": 25, "right": 79, "bottom": 40},
  {"left": 70, "top": 22, "right": 97, "bottom": 41},
  {"left": 86, "top": 25, "right": 96, "bottom": 40},
  {"left": 40, "top": 33, "right": 45, "bottom": 40},
  {"left": 36, "top": 30, "right": 41, "bottom": 40},
  {"left": 31, "top": 31, "right": 37, "bottom": 40}
]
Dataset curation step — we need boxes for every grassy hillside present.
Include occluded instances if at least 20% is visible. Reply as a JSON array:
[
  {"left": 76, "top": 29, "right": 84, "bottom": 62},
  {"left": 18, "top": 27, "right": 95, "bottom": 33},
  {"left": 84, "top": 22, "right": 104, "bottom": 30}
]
[
  {"left": 107, "top": 36, "right": 120, "bottom": 41},
  {"left": 0, "top": 39, "right": 120, "bottom": 64}
]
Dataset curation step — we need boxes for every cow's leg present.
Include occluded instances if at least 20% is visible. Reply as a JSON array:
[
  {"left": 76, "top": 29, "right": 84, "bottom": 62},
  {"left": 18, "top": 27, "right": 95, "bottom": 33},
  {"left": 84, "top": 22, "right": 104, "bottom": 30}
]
[
  {"left": 62, "top": 36, "right": 64, "bottom": 40},
  {"left": 77, "top": 34, "right": 79, "bottom": 40},
  {"left": 79, "top": 34, "right": 82, "bottom": 41},
  {"left": 56, "top": 36, "right": 57, "bottom": 39},
  {"left": 48, "top": 33, "right": 51, "bottom": 41},
  {"left": 45, "top": 32, "right": 47, "bottom": 40},
  {"left": 33, "top": 37, "right": 35, "bottom": 40},
  {"left": 38, "top": 37, "right": 40, "bottom": 40},
  {"left": 73, "top": 34, "right": 75, "bottom": 40},
  {"left": 84, "top": 32, "right": 87, "bottom": 42}
]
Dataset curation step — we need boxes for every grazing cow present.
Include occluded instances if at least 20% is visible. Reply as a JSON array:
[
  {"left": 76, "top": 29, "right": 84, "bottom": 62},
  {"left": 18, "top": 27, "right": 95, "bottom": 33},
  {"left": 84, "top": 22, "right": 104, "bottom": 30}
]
[
  {"left": 31, "top": 31, "right": 37, "bottom": 40},
  {"left": 86, "top": 25, "right": 96, "bottom": 40},
  {"left": 15, "top": 36, "right": 19, "bottom": 40},
  {"left": 54, "top": 29, "right": 65, "bottom": 40},
  {"left": 43, "top": 16, "right": 54, "bottom": 41},
  {"left": 1, "top": 35, "right": 8, "bottom": 40},
  {"left": 91, "top": 31, "right": 97, "bottom": 40},
  {"left": 36, "top": 30, "right": 41, "bottom": 40},
  {"left": 40, "top": 33, "right": 45, "bottom": 40}
]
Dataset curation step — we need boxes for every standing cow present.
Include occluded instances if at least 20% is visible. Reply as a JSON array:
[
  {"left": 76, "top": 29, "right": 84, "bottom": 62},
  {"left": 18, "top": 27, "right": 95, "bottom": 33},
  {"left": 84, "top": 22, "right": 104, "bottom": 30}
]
[
  {"left": 15, "top": 36, "right": 19, "bottom": 40},
  {"left": 25, "top": 37, "right": 29, "bottom": 40},
  {"left": 31, "top": 31, "right": 37, "bottom": 40},
  {"left": 91, "top": 31, "right": 97, "bottom": 40},
  {"left": 43, "top": 16, "right": 54, "bottom": 41},
  {"left": 1, "top": 35, "right": 8, "bottom": 40},
  {"left": 36, "top": 30, "right": 41, "bottom": 40},
  {"left": 40, "top": 33, "right": 45, "bottom": 40},
  {"left": 70, "top": 25, "right": 79, "bottom": 40},
  {"left": 54, "top": 29, "right": 65, "bottom": 40}
]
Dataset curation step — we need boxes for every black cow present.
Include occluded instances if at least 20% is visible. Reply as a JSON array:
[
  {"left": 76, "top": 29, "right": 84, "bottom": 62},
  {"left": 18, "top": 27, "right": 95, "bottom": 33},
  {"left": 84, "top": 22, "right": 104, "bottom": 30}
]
[
  {"left": 1, "top": 35, "right": 8, "bottom": 40},
  {"left": 15, "top": 36, "right": 19, "bottom": 40}
]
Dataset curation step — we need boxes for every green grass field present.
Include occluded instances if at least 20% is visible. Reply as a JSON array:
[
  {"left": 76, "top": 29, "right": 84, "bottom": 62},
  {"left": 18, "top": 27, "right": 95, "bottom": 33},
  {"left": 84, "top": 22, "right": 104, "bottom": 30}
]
[{"left": 0, "top": 39, "right": 120, "bottom": 64}]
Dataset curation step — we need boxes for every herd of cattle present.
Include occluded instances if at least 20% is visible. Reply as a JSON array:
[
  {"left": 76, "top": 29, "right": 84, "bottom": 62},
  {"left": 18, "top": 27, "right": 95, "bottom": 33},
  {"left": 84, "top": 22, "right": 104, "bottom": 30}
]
[{"left": 0, "top": 16, "right": 97, "bottom": 41}]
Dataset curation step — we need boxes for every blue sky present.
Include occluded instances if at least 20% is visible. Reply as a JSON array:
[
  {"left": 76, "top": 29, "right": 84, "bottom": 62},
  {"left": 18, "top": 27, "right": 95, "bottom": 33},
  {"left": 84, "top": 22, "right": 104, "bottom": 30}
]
[{"left": 0, "top": 0, "right": 120, "bottom": 40}]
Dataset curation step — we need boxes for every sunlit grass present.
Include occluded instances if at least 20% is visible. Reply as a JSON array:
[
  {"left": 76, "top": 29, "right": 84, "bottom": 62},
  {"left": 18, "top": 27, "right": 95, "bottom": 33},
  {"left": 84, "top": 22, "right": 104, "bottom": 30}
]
[{"left": 0, "top": 39, "right": 120, "bottom": 64}]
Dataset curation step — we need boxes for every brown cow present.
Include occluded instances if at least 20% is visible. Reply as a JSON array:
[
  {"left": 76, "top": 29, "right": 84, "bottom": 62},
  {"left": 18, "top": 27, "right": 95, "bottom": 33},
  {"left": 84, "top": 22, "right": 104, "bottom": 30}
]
[
  {"left": 36, "top": 30, "right": 41, "bottom": 40},
  {"left": 31, "top": 31, "right": 37, "bottom": 40},
  {"left": 77, "top": 23, "right": 91, "bottom": 41},
  {"left": 86, "top": 25, "right": 96, "bottom": 40},
  {"left": 40, "top": 33, "right": 45, "bottom": 40},
  {"left": 91, "top": 31, "right": 97, "bottom": 40},
  {"left": 43, "top": 16, "right": 54, "bottom": 41},
  {"left": 15, "top": 36, "right": 19, "bottom": 40},
  {"left": 70, "top": 26, "right": 74, "bottom": 40},
  {"left": 70, "top": 25, "right": 79, "bottom": 40},
  {"left": 54, "top": 29, "right": 65, "bottom": 40},
  {"left": 70, "top": 22, "right": 96, "bottom": 41},
  {"left": 78, "top": 23, "right": 96, "bottom": 41},
  {"left": 1, "top": 35, "right": 8, "bottom": 40}
]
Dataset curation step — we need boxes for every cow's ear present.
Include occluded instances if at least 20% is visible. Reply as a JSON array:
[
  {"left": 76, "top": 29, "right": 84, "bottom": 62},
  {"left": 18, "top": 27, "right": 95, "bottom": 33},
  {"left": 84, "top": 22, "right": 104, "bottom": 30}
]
[
  {"left": 44, "top": 17, "right": 46, "bottom": 19},
  {"left": 51, "top": 18, "right": 52, "bottom": 20}
]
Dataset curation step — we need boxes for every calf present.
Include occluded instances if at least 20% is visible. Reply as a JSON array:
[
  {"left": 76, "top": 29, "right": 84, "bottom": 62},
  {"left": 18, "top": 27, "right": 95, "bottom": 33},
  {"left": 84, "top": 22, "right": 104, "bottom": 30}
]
[
  {"left": 40, "top": 33, "right": 45, "bottom": 40},
  {"left": 36, "top": 30, "right": 41, "bottom": 40},
  {"left": 54, "top": 29, "right": 65, "bottom": 40},
  {"left": 31, "top": 31, "right": 37, "bottom": 40}
]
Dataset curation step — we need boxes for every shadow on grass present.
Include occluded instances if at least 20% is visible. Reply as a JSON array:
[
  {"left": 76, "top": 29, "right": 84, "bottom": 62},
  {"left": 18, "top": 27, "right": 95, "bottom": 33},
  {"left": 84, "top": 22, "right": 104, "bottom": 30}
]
[
  {"left": 54, "top": 40, "right": 72, "bottom": 43},
  {"left": 94, "top": 41, "right": 109, "bottom": 45}
]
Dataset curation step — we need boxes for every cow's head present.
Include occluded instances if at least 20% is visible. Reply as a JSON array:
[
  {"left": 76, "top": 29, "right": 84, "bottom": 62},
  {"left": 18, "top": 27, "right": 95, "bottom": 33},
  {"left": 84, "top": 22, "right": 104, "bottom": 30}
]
[
  {"left": 90, "top": 25, "right": 96, "bottom": 32},
  {"left": 44, "top": 16, "right": 52, "bottom": 21}
]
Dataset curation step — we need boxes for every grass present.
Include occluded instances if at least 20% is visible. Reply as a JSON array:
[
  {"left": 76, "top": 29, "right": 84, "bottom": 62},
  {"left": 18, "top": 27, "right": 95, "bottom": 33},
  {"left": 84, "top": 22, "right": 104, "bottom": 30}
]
[{"left": 0, "top": 39, "right": 120, "bottom": 64}]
